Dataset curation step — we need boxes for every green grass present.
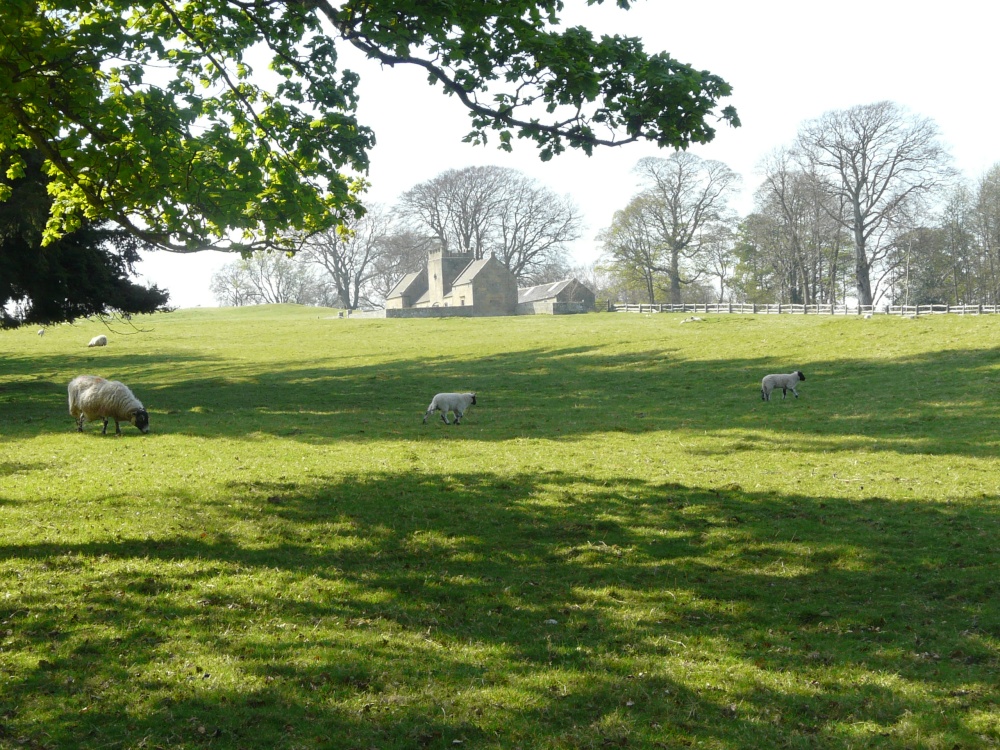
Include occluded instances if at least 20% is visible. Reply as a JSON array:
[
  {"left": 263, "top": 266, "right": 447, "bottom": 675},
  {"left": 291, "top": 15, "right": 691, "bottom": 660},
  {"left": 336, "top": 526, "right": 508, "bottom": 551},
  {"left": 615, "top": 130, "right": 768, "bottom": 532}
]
[{"left": 2, "top": 306, "right": 999, "bottom": 749}]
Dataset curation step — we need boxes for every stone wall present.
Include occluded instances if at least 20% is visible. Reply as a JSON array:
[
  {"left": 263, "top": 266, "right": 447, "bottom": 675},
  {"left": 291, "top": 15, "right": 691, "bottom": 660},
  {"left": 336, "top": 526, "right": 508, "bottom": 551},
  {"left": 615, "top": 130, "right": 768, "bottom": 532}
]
[
  {"left": 515, "top": 300, "right": 592, "bottom": 315},
  {"left": 351, "top": 307, "right": 478, "bottom": 319}
]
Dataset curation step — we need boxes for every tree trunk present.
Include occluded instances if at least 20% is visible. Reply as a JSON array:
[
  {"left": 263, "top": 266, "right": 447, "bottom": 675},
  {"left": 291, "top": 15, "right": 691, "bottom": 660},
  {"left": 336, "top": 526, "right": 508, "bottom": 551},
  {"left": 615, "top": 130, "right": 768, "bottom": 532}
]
[
  {"left": 855, "top": 248, "right": 874, "bottom": 306},
  {"left": 670, "top": 247, "right": 682, "bottom": 304},
  {"left": 853, "top": 210, "right": 874, "bottom": 306}
]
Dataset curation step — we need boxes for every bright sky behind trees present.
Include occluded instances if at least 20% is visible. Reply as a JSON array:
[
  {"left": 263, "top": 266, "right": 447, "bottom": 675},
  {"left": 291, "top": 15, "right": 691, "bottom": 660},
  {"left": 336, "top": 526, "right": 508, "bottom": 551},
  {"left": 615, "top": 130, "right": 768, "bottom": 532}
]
[{"left": 137, "top": 0, "right": 1000, "bottom": 308}]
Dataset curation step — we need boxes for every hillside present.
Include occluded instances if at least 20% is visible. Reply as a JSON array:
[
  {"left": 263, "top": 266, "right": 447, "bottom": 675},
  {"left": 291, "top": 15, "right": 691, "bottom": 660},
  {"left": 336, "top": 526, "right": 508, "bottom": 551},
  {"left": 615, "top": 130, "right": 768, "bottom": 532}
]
[{"left": 2, "top": 306, "right": 999, "bottom": 748}]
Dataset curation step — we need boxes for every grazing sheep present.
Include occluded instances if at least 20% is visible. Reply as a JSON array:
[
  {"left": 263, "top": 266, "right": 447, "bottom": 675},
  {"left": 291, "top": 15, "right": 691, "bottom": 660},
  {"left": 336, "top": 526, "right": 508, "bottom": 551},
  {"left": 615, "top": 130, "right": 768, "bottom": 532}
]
[
  {"left": 423, "top": 392, "right": 477, "bottom": 425},
  {"left": 37, "top": 329, "right": 45, "bottom": 337},
  {"left": 87, "top": 334, "right": 108, "bottom": 347},
  {"left": 863, "top": 313, "right": 873, "bottom": 319},
  {"left": 761, "top": 371, "right": 805, "bottom": 401},
  {"left": 680, "top": 316, "right": 704, "bottom": 324},
  {"left": 68, "top": 375, "right": 150, "bottom": 435}
]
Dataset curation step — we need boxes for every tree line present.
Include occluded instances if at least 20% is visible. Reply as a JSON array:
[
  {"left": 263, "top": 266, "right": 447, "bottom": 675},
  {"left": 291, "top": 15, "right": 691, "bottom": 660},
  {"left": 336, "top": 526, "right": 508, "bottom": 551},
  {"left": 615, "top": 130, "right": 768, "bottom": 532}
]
[
  {"left": 603, "top": 101, "right": 999, "bottom": 308},
  {"left": 209, "top": 166, "right": 584, "bottom": 309},
  {"left": 214, "top": 100, "right": 999, "bottom": 312}
]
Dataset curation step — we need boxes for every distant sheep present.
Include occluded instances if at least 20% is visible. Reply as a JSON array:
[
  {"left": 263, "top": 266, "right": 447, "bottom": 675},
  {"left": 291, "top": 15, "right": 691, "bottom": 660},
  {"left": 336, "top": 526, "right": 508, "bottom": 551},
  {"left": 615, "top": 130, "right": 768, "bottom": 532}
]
[
  {"left": 37, "top": 329, "right": 45, "bottom": 337},
  {"left": 68, "top": 375, "right": 150, "bottom": 435},
  {"left": 87, "top": 335, "right": 108, "bottom": 347},
  {"left": 423, "top": 392, "right": 477, "bottom": 425},
  {"left": 680, "top": 316, "right": 704, "bottom": 324},
  {"left": 761, "top": 371, "right": 805, "bottom": 401}
]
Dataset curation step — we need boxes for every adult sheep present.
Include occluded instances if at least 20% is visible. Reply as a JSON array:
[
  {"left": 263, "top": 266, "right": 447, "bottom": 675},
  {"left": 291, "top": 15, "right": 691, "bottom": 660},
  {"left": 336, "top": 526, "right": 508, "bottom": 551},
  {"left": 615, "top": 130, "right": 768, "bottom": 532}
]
[
  {"left": 423, "top": 392, "right": 477, "bottom": 425},
  {"left": 68, "top": 375, "right": 150, "bottom": 435},
  {"left": 88, "top": 334, "right": 108, "bottom": 347},
  {"left": 761, "top": 371, "right": 805, "bottom": 401}
]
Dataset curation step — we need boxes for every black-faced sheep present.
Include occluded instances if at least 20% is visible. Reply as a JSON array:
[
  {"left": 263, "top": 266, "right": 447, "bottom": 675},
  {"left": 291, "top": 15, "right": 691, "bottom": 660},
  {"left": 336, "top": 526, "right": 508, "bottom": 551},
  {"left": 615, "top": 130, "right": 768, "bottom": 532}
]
[
  {"left": 423, "top": 392, "right": 477, "bottom": 425},
  {"left": 88, "top": 335, "right": 108, "bottom": 347},
  {"left": 68, "top": 375, "right": 150, "bottom": 435},
  {"left": 761, "top": 371, "right": 805, "bottom": 401}
]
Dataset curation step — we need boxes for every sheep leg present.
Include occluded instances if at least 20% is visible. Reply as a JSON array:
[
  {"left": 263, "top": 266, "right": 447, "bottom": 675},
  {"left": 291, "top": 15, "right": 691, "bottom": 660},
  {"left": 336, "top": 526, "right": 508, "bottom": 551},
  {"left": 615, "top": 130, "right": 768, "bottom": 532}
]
[
  {"left": 791, "top": 387, "right": 799, "bottom": 398},
  {"left": 114, "top": 420, "right": 123, "bottom": 435},
  {"left": 761, "top": 388, "right": 767, "bottom": 401},
  {"left": 101, "top": 417, "right": 109, "bottom": 434},
  {"left": 441, "top": 412, "right": 450, "bottom": 425},
  {"left": 423, "top": 408, "right": 434, "bottom": 424},
  {"left": 454, "top": 409, "right": 463, "bottom": 425},
  {"left": 76, "top": 415, "right": 85, "bottom": 432},
  {"left": 781, "top": 387, "right": 788, "bottom": 400}
]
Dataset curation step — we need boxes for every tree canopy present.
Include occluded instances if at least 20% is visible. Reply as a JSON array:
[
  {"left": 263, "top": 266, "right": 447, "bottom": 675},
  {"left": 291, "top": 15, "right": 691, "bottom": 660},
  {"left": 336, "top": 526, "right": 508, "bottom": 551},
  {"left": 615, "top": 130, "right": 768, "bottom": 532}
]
[
  {"left": 0, "top": 150, "right": 170, "bottom": 328},
  {"left": 0, "top": 0, "right": 739, "bottom": 254}
]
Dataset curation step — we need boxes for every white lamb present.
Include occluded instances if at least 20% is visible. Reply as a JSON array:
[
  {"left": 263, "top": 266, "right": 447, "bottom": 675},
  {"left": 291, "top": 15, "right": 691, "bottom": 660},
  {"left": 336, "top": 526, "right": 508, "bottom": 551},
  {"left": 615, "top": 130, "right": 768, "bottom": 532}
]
[
  {"left": 88, "top": 335, "right": 108, "bottom": 347},
  {"left": 68, "top": 375, "right": 150, "bottom": 435},
  {"left": 761, "top": 371, "right": 805, "bottom": 401},
  {"left": 423, "top": 392, "right": 477, "bottom": 425},
  {"left": 37, "top": 329, "right": 45, "bottom": 337}
]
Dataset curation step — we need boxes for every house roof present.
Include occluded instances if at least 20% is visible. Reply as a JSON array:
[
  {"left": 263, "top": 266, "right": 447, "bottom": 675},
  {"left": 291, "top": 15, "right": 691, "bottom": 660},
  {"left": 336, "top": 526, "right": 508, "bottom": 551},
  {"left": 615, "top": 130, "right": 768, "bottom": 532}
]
[
  {"left": 450, "top": 258, "right": 490, "bottom": 287},
  {"left": 517, "top": 279, "right": 577, "bottom": 304},
  {"left": 386, "top": 271, "right": 423, "bottom": 299}
]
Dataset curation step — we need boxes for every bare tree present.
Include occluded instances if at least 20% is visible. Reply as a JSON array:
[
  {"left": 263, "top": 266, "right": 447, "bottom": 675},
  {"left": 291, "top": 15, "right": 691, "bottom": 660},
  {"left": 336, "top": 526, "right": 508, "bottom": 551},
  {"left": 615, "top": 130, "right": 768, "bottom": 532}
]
[
  {"left": 972, "top": 164, "right": 1000, "bottom": 302},
  {"left": 492, "top": 175, "right": 582, "bottom": 282},
  {"left": 754, "top": 149, "right": 849, "bottom": 304},
  {"left": 298, "top": 204, "right": 395, "bottom": 310},
  {"left": 210, "top": 251, "right": 332, "bottom": 307},
  {"left": 632, "top": 153, "right": 741, "bottom": 304},
  {"left": 209, "top": 263, "right": 260, "bottom": 307},
  {"left": 367, "top": 229, "right": 437, "bottom": 303},
  {"left": 400, "top": 167, "right": 507, "bottom": 257},
  {"left": 701, "top": 225, "right": 736, "bottom": 302},
  {"left": 795, "top": 101, "right": 955, "bottom": 306},
  {"left": 399, "top": 166, "right": 580, "bottom": 282}
]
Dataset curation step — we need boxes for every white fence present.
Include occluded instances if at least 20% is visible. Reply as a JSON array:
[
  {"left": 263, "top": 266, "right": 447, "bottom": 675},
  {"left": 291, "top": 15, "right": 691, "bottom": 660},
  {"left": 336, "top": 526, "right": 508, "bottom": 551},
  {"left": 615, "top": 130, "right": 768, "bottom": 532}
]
[{"left": 611, "top": 302, "right": 1000, "bottom": 316}]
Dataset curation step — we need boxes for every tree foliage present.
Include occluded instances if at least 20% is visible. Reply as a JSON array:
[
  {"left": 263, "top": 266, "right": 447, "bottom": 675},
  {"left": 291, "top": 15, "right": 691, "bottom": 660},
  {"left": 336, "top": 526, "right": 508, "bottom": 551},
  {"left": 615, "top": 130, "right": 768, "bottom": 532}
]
[
  {"left": 0, "top": 150, "right": 169, "bottom": 328},
  {"left": 599, "top": 195, "right": 662, "bottom": 303},
  {"left": 0, "top": 0, "right": 739, "bottom": 254}
]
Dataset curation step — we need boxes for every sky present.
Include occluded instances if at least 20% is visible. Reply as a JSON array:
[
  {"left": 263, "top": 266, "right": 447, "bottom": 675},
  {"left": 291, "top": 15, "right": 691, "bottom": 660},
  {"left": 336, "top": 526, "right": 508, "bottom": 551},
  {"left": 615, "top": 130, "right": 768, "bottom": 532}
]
[{"left": 135, "top": 0, "right": 1000, "bottom": 308}]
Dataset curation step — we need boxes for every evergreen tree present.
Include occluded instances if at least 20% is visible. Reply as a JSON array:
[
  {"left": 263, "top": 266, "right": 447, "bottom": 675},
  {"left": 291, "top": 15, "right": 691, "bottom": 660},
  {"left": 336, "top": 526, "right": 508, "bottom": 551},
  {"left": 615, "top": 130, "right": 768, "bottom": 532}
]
[{"left": 0, "top": 151, "right": 169, "bottom": 328}]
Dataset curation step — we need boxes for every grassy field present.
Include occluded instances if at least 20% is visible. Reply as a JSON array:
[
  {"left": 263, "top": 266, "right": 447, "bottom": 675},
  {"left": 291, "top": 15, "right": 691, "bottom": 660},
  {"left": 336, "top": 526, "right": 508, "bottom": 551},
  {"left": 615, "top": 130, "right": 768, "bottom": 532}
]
[{"left": 1, "top": 305, "right": 999, "bottom": 749}]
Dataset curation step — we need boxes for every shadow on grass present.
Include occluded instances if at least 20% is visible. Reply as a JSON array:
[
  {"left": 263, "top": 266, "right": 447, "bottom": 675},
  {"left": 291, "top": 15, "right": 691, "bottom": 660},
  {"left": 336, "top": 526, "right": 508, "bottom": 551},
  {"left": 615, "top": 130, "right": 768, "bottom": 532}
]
[
  {"left": 1, "top": 472, "right": 997, "bottom": 748},
  {"left": 4, "top": 343, "right": 1000, "bottom": 457}
]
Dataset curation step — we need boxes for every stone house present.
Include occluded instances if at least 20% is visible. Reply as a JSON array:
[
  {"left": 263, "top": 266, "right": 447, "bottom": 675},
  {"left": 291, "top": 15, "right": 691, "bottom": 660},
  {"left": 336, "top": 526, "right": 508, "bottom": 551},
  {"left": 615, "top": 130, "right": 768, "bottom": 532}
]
[
  {"left": 380, "top": 247, "right": 593, "bottom": 318},
  {"left": 385, "top": 248, "right": 517, "bottom": 316}
]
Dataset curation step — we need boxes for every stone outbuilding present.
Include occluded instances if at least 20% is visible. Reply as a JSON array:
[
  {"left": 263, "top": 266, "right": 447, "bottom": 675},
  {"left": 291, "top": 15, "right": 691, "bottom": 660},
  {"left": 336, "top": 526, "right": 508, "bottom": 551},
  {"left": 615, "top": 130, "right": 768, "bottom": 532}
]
[{"left": 516, "top": 278, "right": 596, "bottom": 315}]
